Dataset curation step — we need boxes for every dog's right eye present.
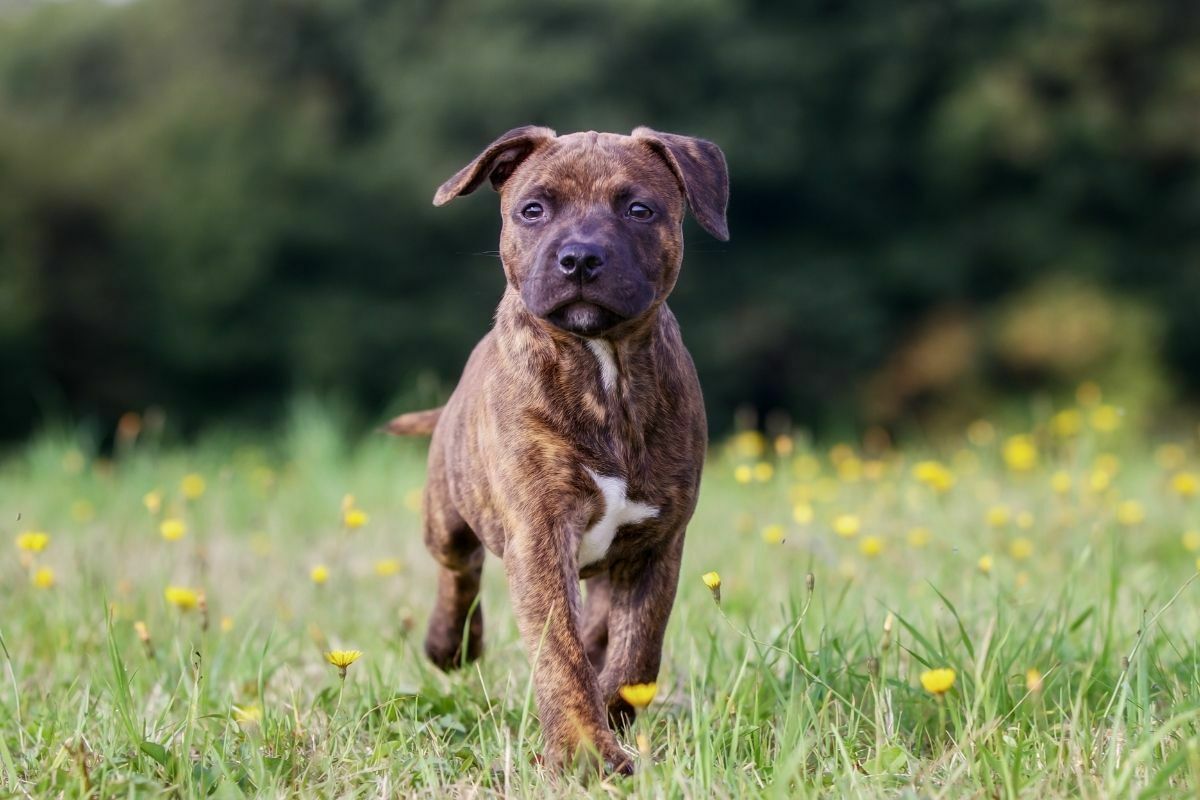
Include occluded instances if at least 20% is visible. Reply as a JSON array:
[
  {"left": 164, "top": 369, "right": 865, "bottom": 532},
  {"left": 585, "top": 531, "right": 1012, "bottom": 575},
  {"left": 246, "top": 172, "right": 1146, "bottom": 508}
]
[{"left": 520, "top": 202, "right": 544, "bottom": 221}]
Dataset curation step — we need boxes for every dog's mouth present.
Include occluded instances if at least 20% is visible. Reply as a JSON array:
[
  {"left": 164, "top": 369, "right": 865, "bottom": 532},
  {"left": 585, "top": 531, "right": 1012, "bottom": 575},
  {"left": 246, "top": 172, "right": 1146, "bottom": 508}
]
[{"left": 545, "top": 301, "right": 626, "bottom": 336}]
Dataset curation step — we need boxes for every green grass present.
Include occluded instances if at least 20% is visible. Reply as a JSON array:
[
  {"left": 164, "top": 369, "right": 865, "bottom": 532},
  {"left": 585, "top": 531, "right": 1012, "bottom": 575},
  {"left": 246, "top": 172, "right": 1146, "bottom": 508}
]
[{"left": 2, "top": 400, "right": 1200, "bottom": 797}]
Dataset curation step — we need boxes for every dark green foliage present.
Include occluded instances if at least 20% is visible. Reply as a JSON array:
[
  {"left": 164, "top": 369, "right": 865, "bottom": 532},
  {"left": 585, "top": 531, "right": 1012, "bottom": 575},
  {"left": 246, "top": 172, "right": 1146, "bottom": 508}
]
[{"left": 0, "top": 0, "right": 1197, "bottom": 439}]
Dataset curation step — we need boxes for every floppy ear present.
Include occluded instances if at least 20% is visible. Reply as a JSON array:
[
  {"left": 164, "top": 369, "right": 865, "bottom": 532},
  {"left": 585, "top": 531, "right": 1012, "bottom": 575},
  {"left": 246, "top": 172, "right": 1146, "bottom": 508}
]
[
  {"left": 632, "top": 127, "right": 730, "bottom": 241},
  {"left": 433, "top": 125, "right": 557, "bottom": 206}
]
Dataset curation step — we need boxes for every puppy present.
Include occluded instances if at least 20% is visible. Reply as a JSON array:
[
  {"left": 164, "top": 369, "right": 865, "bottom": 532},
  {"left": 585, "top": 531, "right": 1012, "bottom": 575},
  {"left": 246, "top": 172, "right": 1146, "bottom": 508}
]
[{"left": 388, "top": 126, "right": 728, "bottom": 772}]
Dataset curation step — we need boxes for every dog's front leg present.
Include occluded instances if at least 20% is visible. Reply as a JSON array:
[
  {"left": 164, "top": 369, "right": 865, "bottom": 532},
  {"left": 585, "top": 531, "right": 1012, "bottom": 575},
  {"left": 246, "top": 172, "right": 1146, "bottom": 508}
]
[
  {"left": 597, "top": 535, "right": 684, "bottom": 730},
  {"left": 504, "top": 528, "right": 633, "bottom": 775}
]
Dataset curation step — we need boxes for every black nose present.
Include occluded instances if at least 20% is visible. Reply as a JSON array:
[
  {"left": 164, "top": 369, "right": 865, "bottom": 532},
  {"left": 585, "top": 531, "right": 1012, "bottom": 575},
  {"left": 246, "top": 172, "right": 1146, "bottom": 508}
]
[{"left": 557, "top": 242, "right": 605, "bottom": 283}]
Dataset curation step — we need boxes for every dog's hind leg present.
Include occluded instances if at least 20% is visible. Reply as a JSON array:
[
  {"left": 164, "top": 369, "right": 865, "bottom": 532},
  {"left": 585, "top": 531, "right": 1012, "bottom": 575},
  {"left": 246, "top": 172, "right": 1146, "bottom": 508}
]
[
  {"left": 580, "top": 575, "right": 611, "bottom": 672},
  {"left": 422, "top": 457, "right": 485, "bottom": 671}
]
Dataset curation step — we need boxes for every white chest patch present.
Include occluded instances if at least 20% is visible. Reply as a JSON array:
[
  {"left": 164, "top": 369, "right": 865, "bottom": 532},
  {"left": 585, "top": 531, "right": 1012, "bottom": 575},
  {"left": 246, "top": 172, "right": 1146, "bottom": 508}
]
[
  {"left": 579, "top": 467, "right": 658, "bottom": 567},
  {"left": 585, "top": 338, "right": 618, "bottom": 393}
]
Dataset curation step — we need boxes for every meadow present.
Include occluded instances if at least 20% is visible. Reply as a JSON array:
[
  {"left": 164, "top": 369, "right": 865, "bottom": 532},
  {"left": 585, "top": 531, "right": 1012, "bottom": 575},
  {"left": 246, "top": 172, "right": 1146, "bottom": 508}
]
[{"left": 2, "top": 389, "right": 1199, "bottom": 798}]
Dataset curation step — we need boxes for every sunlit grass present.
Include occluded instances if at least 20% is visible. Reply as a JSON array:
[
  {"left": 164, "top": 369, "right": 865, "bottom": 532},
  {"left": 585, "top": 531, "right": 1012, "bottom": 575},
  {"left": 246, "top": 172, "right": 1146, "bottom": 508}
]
[{"left": 2, "top": 394, "right": 1199, "bottom": 797}]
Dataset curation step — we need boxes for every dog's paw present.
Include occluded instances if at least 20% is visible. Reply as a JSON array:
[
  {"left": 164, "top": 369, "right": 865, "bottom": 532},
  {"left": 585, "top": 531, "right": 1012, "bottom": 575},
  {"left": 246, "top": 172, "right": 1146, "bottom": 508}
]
[{"left": 423, "top": 628, "right": 482, "bottom": 671}]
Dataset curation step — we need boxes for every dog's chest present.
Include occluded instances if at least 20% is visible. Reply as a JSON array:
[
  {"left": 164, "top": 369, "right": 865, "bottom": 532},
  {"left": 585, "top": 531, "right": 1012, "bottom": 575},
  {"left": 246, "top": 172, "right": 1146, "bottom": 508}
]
[{"left": 578, "top": 467, "right": 658, "bottom": 566}]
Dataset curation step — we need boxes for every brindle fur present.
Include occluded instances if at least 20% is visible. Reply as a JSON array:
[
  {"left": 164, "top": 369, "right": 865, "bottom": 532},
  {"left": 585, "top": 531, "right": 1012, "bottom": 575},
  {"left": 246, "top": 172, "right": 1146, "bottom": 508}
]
[{"left": 390, "top": 127, "right": 728, "bottom": 774}]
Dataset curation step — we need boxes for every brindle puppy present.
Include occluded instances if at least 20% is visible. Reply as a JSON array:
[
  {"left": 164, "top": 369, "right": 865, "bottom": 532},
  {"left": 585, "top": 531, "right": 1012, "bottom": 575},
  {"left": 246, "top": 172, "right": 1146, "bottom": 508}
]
[{"left": 388, "top": 126, "right": 728, "bottom": 773}]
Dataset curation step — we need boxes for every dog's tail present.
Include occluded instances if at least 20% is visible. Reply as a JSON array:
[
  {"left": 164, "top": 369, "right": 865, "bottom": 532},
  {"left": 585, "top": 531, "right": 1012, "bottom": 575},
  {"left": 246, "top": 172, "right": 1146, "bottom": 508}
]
[{"left": 382, "top": 406, "right": 444, "bottom": 436}]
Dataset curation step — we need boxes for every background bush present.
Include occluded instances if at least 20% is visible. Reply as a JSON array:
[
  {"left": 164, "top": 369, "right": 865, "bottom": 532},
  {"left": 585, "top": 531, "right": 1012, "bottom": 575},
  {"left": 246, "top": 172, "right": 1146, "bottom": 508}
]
[{"left": 1, "top": 0, "right": 1197, "bottom": 441}]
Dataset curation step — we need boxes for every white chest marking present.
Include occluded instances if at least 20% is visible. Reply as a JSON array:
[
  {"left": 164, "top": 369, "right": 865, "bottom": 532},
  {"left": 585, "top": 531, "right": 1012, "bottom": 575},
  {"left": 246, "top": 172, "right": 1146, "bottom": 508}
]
[
  {"left": 579, "top": 467, "right": 658, "bottom": 567},
  {"left": 585, "top": 338, "right": 618, "bottom": 393}
]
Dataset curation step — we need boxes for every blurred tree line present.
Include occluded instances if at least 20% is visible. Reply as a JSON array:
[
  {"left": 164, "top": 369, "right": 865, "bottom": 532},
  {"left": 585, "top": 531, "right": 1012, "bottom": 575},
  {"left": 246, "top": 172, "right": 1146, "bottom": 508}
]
[{"left": 0, "top": 0, "right": 1197, "bottom": 442}]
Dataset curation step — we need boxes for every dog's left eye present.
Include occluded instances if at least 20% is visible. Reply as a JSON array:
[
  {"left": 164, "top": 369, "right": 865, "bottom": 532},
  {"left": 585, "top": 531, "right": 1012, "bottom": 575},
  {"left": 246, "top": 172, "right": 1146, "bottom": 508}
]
[
  {"left": 521, "top": 202, "right": 544, "bottom": 221},
  {"left": 627, "top": 202, "right": 654, "bottom": 221}
]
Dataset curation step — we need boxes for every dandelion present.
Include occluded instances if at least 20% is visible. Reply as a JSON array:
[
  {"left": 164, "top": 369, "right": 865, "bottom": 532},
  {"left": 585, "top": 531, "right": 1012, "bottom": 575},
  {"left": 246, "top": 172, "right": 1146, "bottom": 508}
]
[
  {"left": 1002, "top": 435, "right": 1038, "bottom": 472},
  {"left": 15, "top": 531, "right": 50, "bottom": 553},
  {"left": 752, "top": 462, "right": 775, "bottom": 482},
  {"left": 1088, "top": 469, "right": 1111, "bottom": 493},
  {"left": 143, "top": 490, "right": 163, "bottom": 515},
  {"left": 986, "top": 505, "right": 1011, "bottom": 528},
  {"left": 774, "top": 435, "right": 794, "bottom": 457},
  {"left": 732, "top": 430, "right": 766, "bottom": 459},
  {"left": 1050, "top": 409, "right": 1082, "bottom": 438},
  {"left": 220, "top": 616, "right": 235, "bottom": 633},
  {"left": 343, "top": 508, "right": 369, "bottom": 529},
  {"left": 701, "top": 571, "right": 721, "bottom": 604},
  {"left": 792, "top": 503, "right": 814, "bottom": 524},
  {"left": 1009, "top": 537, "right": 1034, "bottom": 560},
  {"left": 1116, "top": 500, "right": 1145, "bottom": 527},
  {"left": 832, "top": 514, "right": 860, "bottom": 538},
  {"left": 32, "top": 566, "right": 55, "bottom": 589},
  {"left": 1089, "top": 405, "right": 1122, "bottom": 433},
  {"left": 906, "top": 527, "right": 931, "bottom": 548},
  {"left": 310, "top": 564, "right": 330, "bottom": 585},
  {"left": 836, "top": 457, "right": 862, "bottom": 483},
  {"left": 1050, "top": 471, "right": 1073, "bottom": 495},
  {"left": 733, "top": 464, "right": 753, "bottom": 484},
  {"left": 1171, "top": 472, "right": 1199, "bottom": 498},
  {"left": 134, "top": 620, "right": 154, "bottom": 658},
  {"left": 181, "top": 473, "right": 207, "bottom": 500},
  {"left": 920, "top": 668, "right": 956, "bottom": 695},
  {"left": 164, "top": 586, "right": 199, "bottom": 611},
  {"left": 325, "top": 649, "right": 362, "bottom": 679},
  {"left": 374, "top": 558, "right": 402, "bottom": 577},
  {"left": 761, "top": 524, "right": 785, "bottom": 544},
  {"left": 978, "top": 554, "right": 994, "bottom": 575},
  {"left": 1182, "top": 530, "right": 1200, "bottom": 552},
  {"left": 913, "top": 460, "right": 955, "bottom": 492},
  {"left": 159, "top": 518, "right": 186, "bottom": 541},
  {"left": 859, "top": 535, "right": 884, "bottom": 557},
  {"left": 618, "top": 682, "right": 658, "bottom": 709},
  {"left": 1025, "top": 668, "right": 1043, "bottom": 693},
  {"left": 233, "top": 704, "right": 262, "bottom": 727}
]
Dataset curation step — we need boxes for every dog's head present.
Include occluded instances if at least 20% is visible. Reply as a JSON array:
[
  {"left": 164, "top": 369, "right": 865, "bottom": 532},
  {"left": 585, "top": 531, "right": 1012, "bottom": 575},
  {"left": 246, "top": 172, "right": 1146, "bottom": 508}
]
[{"left": 434, "top": 127, "right": 729, "bottom": 338}]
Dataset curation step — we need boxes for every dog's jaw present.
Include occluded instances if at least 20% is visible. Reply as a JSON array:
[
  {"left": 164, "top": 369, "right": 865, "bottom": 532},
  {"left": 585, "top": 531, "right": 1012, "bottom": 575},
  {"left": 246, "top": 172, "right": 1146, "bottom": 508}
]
[{"left": 579, "top": 468, "right": 659, "bottom": 567}]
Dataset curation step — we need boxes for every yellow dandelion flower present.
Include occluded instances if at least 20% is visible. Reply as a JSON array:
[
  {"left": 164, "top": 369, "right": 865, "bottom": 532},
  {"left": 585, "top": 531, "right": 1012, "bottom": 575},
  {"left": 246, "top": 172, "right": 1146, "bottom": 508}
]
[
  {"left": 978, "top": 554, "right": 994, "bottom": 575},
  {"left": 1089, "top": 405, "right": 1122, "bottom": 433},
  {"left": 343, "top": 508, "right": 369, "bottom": 529},
  {"left": 913, "top": 460, "right": 955, "bottom": 492},
  {"left": 753, "top": 462, "right": 775, "bottom": 482},
  {"left": 1050, "top": 471, "right": 1073, "bottom": 495},
  {"left": 1025, "top": 668, "right": 1043, "bottom": 693},
  {"left": 15, "top": 531, "right": 50, "bottom": 553},
  {"left": 732, "top": 430, "right": 766, "bottom": 459},
  {"left": 220, "top": 616, "right": 235, "bottom": 632},
  {"left": 1050, "top": 409, "right": 1082, "bottom": 438},
  {"left": 1182, "top": 530, "right": 1200, "bottom": 552},
  {"left": 920, "top": 668, "right": 956, "bottom": 695},
  {"left": 310, "top": 564, "right": 330, "bottom": 585},
  {"left": 792, "top": 503, "right": 814, "bottom": 524},
  {"left": 906, "top": 527, "right": 931, "bottom": 548},
  {"left": 159, "top": 518, "right": 187, "bottom": 541},
  {"left": 859, "top": 535, "right": 884, "bottom": 557},
  {"left": 1002, "top": 435, "right": 1038, "bottom": 473},
  {"left": 325, "top": 649, "right": 362, "bottom": 678},
  {"left": 233, "top": 704, "right": 262, "bottom": 725},
  {"left": 618, "top": 682, "right": 658, "bottom": 709},
  {"left": 836, "top": 457, "right": 862, "bottom": 483},
  {"left": 32, "top": 566, "right": 55, "bottom": 589},
  {"left": 733, "top": 464, "right": 753, "bottom": 484},
  {"left": 1088, "top": 469, "right": 1111, "bottom": 493},
  {"left": 986, "top": 505, "right": 1011, "bottom": 528},
  {"left": 181, "top": 473, "right": 207, "bottom": 500},
  {"left": 761, "top": 524, "right": 785, "bottom": 545},
  {"left": 1171, "top": 472, "right": 1199, "bottom": 498},
  {"left": 793, "top": 454, "right": 821, "bottom": 479},
  {"left": 164, "top": 586, "right": 199, "bottom": 611},
  {"left": 1116, "top": 500, "right": 1145, "bottom": 527},
  {"left": 374, "top": 558, "right": 402, "bottom": 577},
  {"left": 832, "top": 514, "right": 861, "bottom": 538},
  {"left": 143, "top": 490, "right": 163, "bottom": 515},
  {"left": 701, "top": 571, "right": 721, "bottom": 603},
  {"left": 1009, "top": 537, "right": 1034, "bottom": 560},
  {"left": 774, "top": 434, "right": 794, "bottom": 457}
]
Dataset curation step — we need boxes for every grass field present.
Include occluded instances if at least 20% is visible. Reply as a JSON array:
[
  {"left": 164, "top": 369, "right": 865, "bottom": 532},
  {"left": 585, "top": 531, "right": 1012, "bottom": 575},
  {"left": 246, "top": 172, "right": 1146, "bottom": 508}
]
[{"left": 3, "top": 394, "right": 1200, "bottom": 798}]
